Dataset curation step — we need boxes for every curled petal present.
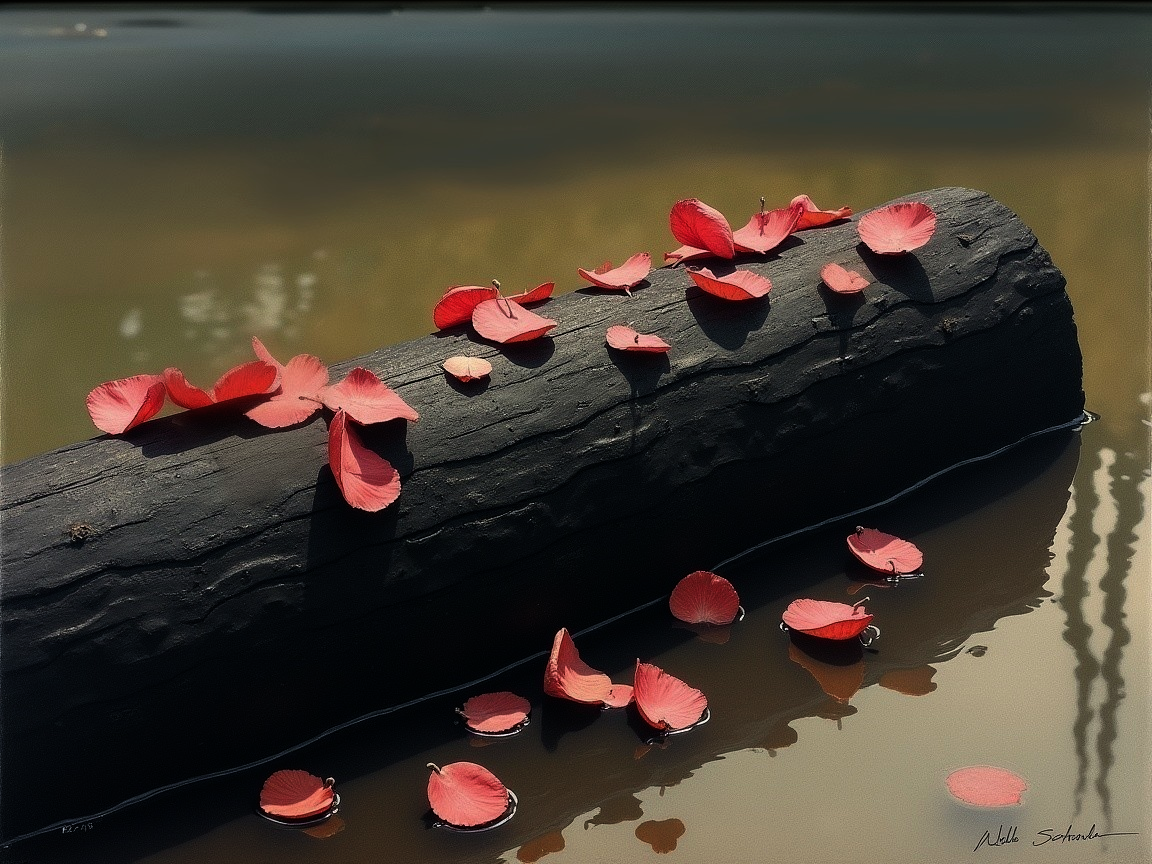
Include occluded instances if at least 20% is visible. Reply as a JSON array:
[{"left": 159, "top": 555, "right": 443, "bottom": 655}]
[
  {"left": 319, "top": 367, "right": 419, "bottom": 425},
  {"left": 782, "top": 598, "right": 873, "bottom": 641},
  {"left": 669, "top": 199, "right": 734, "bottom": 259},
  {"left": 443, "top": 356, "right": 493, "bottom": 382},
  {"left": 633, "top": 661, "right": 707, "bottom": 732},
  {"left": 687, "top": 266, "right": 771, "bottom": 301},
  {"left": 820, "top": 262, "right": 870, "bottom": 294},
  {"left": 606, "top": 325, "right": 670, "bottom": 353},
  {"left": 858, "top": 201, "right": 937, "bottom": 254},
  {"left": 433, "top": 285, "right": 500, "bottom": 330},
  {"left": 732, "top": 202, "right": 803, "bottom": 254},
  {"left": 328, "top": 409, "right": 401, "bottom": 512},
  {"left": 86, "top": 374, "right": 167, "bottom": 435},
  {"left": 791, "top": 194, "right": 853, "bottom": 229},
  {"left": 664, "top": 245, "right": 714, "bottom": 265},
  {"left": 472, "top": 297, "right": 557, "bottom": 344},
  {"left": 578, "top": 253, "right": 652, "bottom": 293},
  {"left": 544, "top": 628, "right": 631, "bottom": 707},
  {"left": 163, "top": 361, "right": 279, "bottom": 409},
  {"left": 847, "top": 527, "right": 924, "bottom": 574},
  {"left": 669, "top": 570, "right": 740, "bottom": 625},
  {"left": 246, "top": 346, "right": 329, "bottom": 428},
  {"left": 504, "top": 282, "right": 555, "bottom": 304},
  {"left": 259, "top": 770, "right": 335, "bottom": 820}
]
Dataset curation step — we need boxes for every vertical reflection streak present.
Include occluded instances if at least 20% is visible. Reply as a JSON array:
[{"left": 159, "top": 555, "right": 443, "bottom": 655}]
[
  {"left": 1059, "top": 445, "right": 1102, "bottom": 818},
  {"left": 1094, "top": 451, "right": 1143, "bottom": 829}
]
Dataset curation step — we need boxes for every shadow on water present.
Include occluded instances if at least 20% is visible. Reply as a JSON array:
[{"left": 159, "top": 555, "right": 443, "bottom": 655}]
[{"left": 5, "top": 427, "right": 1087, "bottom": 863}]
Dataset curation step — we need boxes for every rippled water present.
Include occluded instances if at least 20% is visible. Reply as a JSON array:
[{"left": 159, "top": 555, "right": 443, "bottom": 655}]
[{"left": 1, "top": 7, "right": 1149, "bottom": 863}]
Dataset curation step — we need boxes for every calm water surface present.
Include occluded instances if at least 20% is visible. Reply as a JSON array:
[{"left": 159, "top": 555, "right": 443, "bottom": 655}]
[{"left": 1, "top": 7, "right": 1149, "bottom": 863}]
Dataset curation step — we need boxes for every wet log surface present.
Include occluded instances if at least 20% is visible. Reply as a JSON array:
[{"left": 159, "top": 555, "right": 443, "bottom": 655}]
[{"left": 0, "top": 186, "right": 1083, "bottom": 840}]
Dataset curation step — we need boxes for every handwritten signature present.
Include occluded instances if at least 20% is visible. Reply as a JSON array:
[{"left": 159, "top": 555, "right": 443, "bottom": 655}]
[{"left": 974, "top": 823, "right": 1139, "bottom": 852}]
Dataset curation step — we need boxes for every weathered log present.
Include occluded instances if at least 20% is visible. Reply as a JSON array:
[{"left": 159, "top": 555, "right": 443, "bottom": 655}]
[{"left": 0, "top": 187, "right": 1083, "bottom": 839}]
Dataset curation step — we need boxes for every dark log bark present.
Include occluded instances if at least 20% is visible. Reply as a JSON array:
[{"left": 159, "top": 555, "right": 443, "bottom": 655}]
[{"left": 0, "top": 186, "right": 1083, "bottom": 840}]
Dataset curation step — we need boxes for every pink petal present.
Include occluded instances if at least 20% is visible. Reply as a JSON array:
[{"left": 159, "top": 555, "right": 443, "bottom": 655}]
[
  {"left": 669, "top": 199, "right": 734, "bottom": 259},
  {"left": 668, "top": 570, "right": 740, "bottom": 625},
  {"left": 687, "top": 266, "right": 772, "bottom": 301},
  {"left": 459, "top": 691, "right": 531, "bottom": 734},
  {"left": 577, "top": 252, "right": 652, "bottom": 292},
  {"left": 471, "top": 297, "right": 557, "bottom": 344},
  {"left": 426, "top": 761, "right": 510, "bottom": 827},
  {"left": 319, "top": 367, "right": 419, "bottom": 425},
  {"left": 543, "top": 628, "right": 630, "bottom": 707},
  {"left": 791, "top": 194, "right": 853, "bottom": 230},
  {"left": 857, "top": 201, "right": 937, "bottom": 254},
  {"left": 605, "top": 325, "right": 670, "bottom": 353},
  {"left": 847, "top": 527, "right": 924, "bottom": 574},
  {"left": 245, "top": 352, "right": 329, "bottom": 429},
  {"left": 946, "top": 766, "right": 1028, "bottom": 807},
  {"left": 327, "top": 409, "right": 402, "bottom": 512},
  {"left": 633, "top": 661, "right": 708, "bottom": 732},
  {"left": 443, "top": 356, "right": 493, "bottom": 382},
  {"left": 820, "top": 262, "right": 870, "bottom": 294},
  {"left": 504, "top": 282, "right": 555, "bottom": 304},
  {"left": 664, "top": 244, "right": 714, "bottom": 265},
  {"left": 259, "top": 770, "right": 335, "bottom": 819},
  {"left": 86, "top": 374, "right": 167, "bottom": 435},
  {"left": 781, "top": 598, "right": 873, "bottom": 641},
  {"left": 433, "top": 285, "right": 500, "bottom": 330},
  {"left": 732, "top": 202, "right": 803, "bottom": 254}
]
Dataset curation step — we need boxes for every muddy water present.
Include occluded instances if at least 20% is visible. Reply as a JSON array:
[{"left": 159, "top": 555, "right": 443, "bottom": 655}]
[{"left": 1, "top": 7, "right": 1149, "bottom": 863}]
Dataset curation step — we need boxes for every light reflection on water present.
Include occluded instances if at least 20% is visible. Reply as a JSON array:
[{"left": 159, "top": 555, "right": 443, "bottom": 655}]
[{"left": 0, "top": 6, "right": 1148, "bottom": 863}]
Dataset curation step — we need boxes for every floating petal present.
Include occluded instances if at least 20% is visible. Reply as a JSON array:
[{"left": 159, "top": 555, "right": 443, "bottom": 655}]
[
  {"left": 669, "top": 570, "right": 740, "bottom": 625},
  {"left": 426, "top": 761, "right": 510, "bottom": 828},
  {"left": 687, "top": 266, "right": 772, "bottom": 301},
  {"left": 820, "top": 262, "right": 870, "bottom": 294},
  {"left": 472, "top": 297, "right": 557, "bottom": 344},
  {"left": 327, "top": 409, "right": 401, "bottom": 512},
  {"left": 543, "top": 628, "right": 631, "bottom": 707},
  {"left": 847, "top": 526, "right": 924, "bottom": 574},
  {"left": 259, "top": 770, "right": 335, "bottom": 820},
  {"left": 633, "top": 661, "right": 707, "bottom": 732},
  {"left": 781, "top": 598, "right": 873, "bottom": 641},
  {"left": 858, "top": 201, "right": 937, "bottom": 254},
  {"left": 86, "top": 374, "right": 167, "bottom": 435},
  {"left": 946, "top": 766, "right": 1028, "bottom": 807},
  {"left": 605, "top": 325, "right": 671, "bottom": 353},
  {"left": 458, "top": 691, "right": 530, "bottom": 734}
]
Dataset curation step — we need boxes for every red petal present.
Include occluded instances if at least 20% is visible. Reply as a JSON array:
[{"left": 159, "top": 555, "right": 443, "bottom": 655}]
[
  {"left": 459, "top": 691, "right": 530, "bottom": 734},
  {"left": 732, "top": 202, "right": 803, "bottom": 254},
  {"left": 504, "top": 282, "right": 555, "bottom": 304},
  {"left": 791, "top": 194, "right": 853, "bottom": 230},
  {"left": 86, "top": 374, "right": 167, "bottom": 435},
  {"left": 946, "top": 766, "right": 1028, "bottom": 807},
  {"left": 847, "top": 527, "right": 924, "bottom": 574},
  {"left": 210, "top": 360, "right": 280, "bottom": 402},
  {"left": 781, "top": 598, "right": 874, "bottom": 640},
  {"left": 246, "top": 353, "right": 328, "bottom": 428},
  {"left": 543, "top": 628, "right": 626, "bottom": 707},
  {"left": 664, "top": 244, "right": 713, "bottom": 265},
  {"left": 577, "top": 252, "right": 652, "bottom": 292},
  {"left": 259, "top": 770, "right": 335, "bottom": 819},
  {"left": 857, "top": 201, "right": 937, "bottom": 254},
  {"left": 669, "top": 199, "right": 734, "bottom": 259},
  {"left": 633, "top": 661, "right": 707, "bottom": 732},
  {"left": 471, "top": 297, "right": 557, "bottom": 344},
  {"left": 820, "top": 262, "right": 870, "bottom": 294},
  {"left": 668, "top": 570, "right": 740, "bottom": 625},
  {"left": 433, "top": 285, "right": 500, "bottom": 330},
  {"left": 687, "top": 266, "right": 772, "bottom": 301},
  {"left": 319, "top": 367, "right": 419, "bottom": 425},
  {"left": 163, "top": 367, "right": 215, "bottom": 409},
  {"left": 443, "top": 356, "right": 493, "bottom": 382},
  {"left": 426, "top": 761, "right": 510, "bottom": 827},
  {"left": 605, "top": 325, "right": 670, "bottom": 354},
  {"left": 327, "top": 409, "right": 402, "bottom": 512}
]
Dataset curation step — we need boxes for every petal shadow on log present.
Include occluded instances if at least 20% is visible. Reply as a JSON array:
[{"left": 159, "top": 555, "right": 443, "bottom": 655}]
[
  {"left": 489, "top": 336, "right": 556, "bottom": 369},
  {"left": 606, "top": 349, "right": 671, "bottom": 398},
  {"left": 684, "top": 279, "right": 772, "bottom": 351},
  {"left": 137, "top": 396, "right": 284, "bottom": 457},
  {"left": 857, "top": 244, "right": 934, "bottom": 302}
]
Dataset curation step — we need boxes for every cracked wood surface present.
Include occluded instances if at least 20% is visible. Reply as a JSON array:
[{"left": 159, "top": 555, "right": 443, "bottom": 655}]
[{"left": 0, "top": 187, "right": 1084, "bottom": 839}]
